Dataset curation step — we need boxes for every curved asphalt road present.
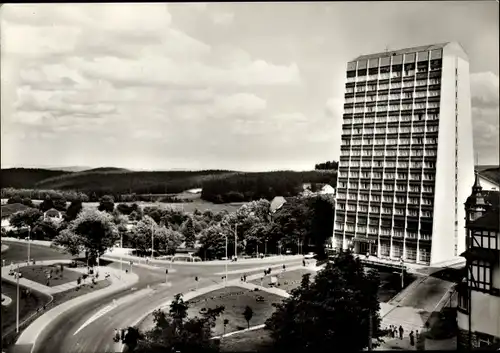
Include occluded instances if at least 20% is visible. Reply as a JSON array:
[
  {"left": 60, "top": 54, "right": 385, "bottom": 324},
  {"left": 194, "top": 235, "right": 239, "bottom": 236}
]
[{"left": 31, "top": 256, "right": 302, "bottom": 353}]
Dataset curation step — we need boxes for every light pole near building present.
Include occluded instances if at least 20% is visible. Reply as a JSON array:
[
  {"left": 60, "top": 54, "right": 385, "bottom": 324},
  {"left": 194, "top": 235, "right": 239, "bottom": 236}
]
[
  {"left": 225, "top": 235, "right": 228, "bottom": 287},
  {"left": 400, "top": 257, "right": 405, "bottom": 289},
  {"left": 151, "top": 223, "right": 154, "bottom": 261},
  {"left": 120, "top": 233, "right": 123, "bottom": 278},
  {"left": 265, "top": 240, "right": 268, "bottom": 256},
  {"left": 16, "top": 263, "right": 20, "bottom": 333},
  {"left": 27, "top": 227, "right": 31, "bottom": 264},
  {"left": 234, "top": 224, "right": 238, "bottom": 260}
]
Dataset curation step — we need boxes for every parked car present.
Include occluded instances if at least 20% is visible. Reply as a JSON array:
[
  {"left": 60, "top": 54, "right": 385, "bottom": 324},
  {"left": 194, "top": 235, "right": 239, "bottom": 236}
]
[{"left": 304, "top": 252, "right": 315, "bottom": 259}]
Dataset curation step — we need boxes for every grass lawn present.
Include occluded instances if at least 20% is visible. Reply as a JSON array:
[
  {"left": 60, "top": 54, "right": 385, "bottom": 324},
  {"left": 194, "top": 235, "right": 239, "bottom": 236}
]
[
  {"left": 1, "top": 281, "right": 51, "bottom": 334},
  {"left": 19, "top": 264, "right": 82, "bottom": 287},
  {"left": 219, "top": 327, "right": 273, "bottom": 352},
  {"left": 186, "top": 286, "right": 284, "bottom": 336},
  {"left": 138, "top": 286, "right": 284, "bottom": 336},
  {"left": 248, "top": 269, "right": 317, "bottom": 294}
]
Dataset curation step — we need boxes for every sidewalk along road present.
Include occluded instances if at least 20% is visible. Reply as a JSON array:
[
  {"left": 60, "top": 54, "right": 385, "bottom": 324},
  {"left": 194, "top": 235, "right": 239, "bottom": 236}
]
[
  {"left": 103, "top": 250, "right": 305, "bottom": 267},
  {"left": 0, "top": 241, "right": 74, "bottom": 265},
  {"left": 10, "top": 265, "right": 139, "bottom": 353}
]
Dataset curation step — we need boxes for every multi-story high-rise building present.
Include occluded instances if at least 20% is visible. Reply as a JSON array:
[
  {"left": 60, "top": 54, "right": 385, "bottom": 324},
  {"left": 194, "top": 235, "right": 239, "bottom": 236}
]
[{"left": 333, "top": 42, "right": 475, "bottom": 265}]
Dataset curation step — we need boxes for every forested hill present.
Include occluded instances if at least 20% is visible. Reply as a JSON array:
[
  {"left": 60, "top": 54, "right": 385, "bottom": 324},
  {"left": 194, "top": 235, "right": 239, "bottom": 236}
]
[{"left": 1, "top": 168, "right": 337, "bottom": 203}]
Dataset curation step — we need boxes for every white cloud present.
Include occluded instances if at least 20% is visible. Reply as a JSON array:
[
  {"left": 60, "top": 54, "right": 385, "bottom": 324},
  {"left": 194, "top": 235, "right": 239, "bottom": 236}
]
[
  {"left": 212, "top": 93, "right": 267, "bottom": 118},
  {"left": 471, "top": 71, "right": 499, "bottom": 108},
  {"left": 211, "top": 12, "right": 234, "bottom": 25}
]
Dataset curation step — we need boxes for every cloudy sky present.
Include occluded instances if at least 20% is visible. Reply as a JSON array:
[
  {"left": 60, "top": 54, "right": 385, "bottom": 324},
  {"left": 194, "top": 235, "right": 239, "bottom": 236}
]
[{"left": 1, "top": 2, "right": 498, "bottom": 171}]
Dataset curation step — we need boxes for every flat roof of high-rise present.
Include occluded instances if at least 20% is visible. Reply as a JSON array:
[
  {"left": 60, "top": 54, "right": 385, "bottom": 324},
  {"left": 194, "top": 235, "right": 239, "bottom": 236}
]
[{"left": 351, "top": 42, "right": 449, "bottom": 62}]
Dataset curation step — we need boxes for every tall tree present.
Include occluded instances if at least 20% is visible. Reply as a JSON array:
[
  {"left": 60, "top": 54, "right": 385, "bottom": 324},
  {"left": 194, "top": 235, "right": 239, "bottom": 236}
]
[
  {"left": 10, "top": 208, "right": 43, "bottom": 234},
  {"left": 39, "top": 195, "right": 55, "bottom": 212},
  {"left": 98, "top": 195, "right": 115, "bottom": 213},
  {"left": 180, "top": 217, "right": 196, "bottom": 248},
  {"left": 135, "top": 293, "right": 224, "bottom": 353},
  {"left": 265, "top": 251, "right": 382, "bottom": 352},
  {"left": 130, "top": 215, "right": 157, "bottom": 253},
  {"left": 65, "top": 199, "right": 83, "bottom": 222},
  {"left": 52, "top": 208, "right": 118, "bottom": 265},
  {"left": 7, "top": 195, "right": 22, "bottom": 204},
  {"left": 243, "top": 306, "right": 253, "bottom": 329}
]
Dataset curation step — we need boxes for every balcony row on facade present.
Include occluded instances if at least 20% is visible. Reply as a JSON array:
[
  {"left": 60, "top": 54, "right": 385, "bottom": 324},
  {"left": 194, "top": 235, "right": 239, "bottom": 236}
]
[
  {"left": 345, "top": 67, "right": 441, "bottom": 83},
  {"left": 342, "top": 132, "right": 437, "bottom": 142},
  {"left": 346, "top": 56, "right": 442, "bottom": 75},
  {"left": 344, "top": 102, "right": 440, "bottom": 114},
  {"left": 336, "top": 195, "right": 434, "bottom": 207},
  {"left": 334, "top": 224, "right": 433, "bottom": 240},
  {"left": 337, "top": 174, "right": 435, "bottom": 187},
  {"left": 337, "top": 171, "right": 435, "bottom": 182},
  {"left": 343, "top": 113, "right": 439, "bottom": 125},
  {"left": 345, "top": 78, "right": 442, "bottom": 93},
  {"left": 338, "top": 178, "right": 435, "bottom": 189},
  {"left": 344, "top": 90, "right": 440, "bottom": 104}
]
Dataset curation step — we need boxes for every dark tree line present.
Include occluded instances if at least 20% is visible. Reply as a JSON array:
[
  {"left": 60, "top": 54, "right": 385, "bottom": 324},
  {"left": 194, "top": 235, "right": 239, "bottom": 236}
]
[
  {"left": 201, "top": 171, "right": 337, "bottom": 203},
  {"left": 314, "top": 160, "right": 338, "bottom": 171}
]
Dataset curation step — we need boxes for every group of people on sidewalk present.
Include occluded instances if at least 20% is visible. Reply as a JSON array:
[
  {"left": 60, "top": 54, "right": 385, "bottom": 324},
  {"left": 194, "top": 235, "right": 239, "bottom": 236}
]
[{"left": 387, "top": 325, "right": 419, "bottom": 347}]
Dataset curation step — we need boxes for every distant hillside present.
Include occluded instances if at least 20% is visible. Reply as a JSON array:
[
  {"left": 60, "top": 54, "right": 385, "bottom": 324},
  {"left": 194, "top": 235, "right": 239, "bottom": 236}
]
[
  {"left": 479, "top": 167, "right": 500, "bottom": 185},
  {"left": 46, "top": 166, "right": 92, "bottom": 172},
  {"left": 84, "top": 167, "right": 130, "bottom": 173},
  {"left": 201, "top": 170, "right": 337, "bottom": 203},
  {"left": 33, "top": 169, "right": 236, "bottom": 198},
  {"left": 1, "top": 168, "right": 71, "bottom": 189}
]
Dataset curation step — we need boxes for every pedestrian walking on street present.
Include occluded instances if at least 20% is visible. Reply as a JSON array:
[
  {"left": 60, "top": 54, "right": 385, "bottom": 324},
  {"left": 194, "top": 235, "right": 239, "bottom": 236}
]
[
  {"left": 283, "top": 264, "right": 286, "bottom": 271},
  {"left": 114, "top": 329, "right": 120, "bottom": 343},
  {"left": 243, "top": 274, "right": 247, "bottom": 282},
  {"left": 409, "top": 331, "right": 415, "bottom": 346},
  {"left": 121, "top": 328, "right": 125, "bottom": 342},
  {"left": 388, "top": 325, "right": 393, "bottom": 337},
  {"left": 302, "top": 259, "right": 306, "bottom": 267},
  {"left": 416, "top": 330, "right": 420, "bottom": 340},
  {"left": 393, "top": 326, "right": 397, "bottom": 338},
  {"left": 398, "top": 325, "right": 404, "bottom": 340}
]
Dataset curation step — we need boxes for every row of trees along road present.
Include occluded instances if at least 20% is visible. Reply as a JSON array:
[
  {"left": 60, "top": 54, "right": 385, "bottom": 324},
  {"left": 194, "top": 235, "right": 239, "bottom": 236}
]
[
  {"left": 5, "top": 193, "right": 335, "bottom": 265},
  {"left": 124, "top": 251, "right": 383, "bottom": 353}
]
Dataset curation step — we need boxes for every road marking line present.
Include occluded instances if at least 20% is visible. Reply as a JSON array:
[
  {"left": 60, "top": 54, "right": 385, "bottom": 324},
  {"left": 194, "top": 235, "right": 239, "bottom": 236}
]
[{"left": 73, "top": 288, "right": 153, "bottom": 336}]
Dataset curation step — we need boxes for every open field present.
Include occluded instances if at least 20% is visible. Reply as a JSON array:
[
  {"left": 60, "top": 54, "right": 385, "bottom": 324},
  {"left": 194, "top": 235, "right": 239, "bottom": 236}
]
[
  {"left": 220, "top": 327, "right": 273, "bottom": 352},
  {"left": 19, "top": 264, "right": 82, "bottom": 287},
  {"left": 1, "top": 281, "right": 51, "bottom": 334},
  {"left": 186, "top": 287, "right": 283, "bottom": 335}
]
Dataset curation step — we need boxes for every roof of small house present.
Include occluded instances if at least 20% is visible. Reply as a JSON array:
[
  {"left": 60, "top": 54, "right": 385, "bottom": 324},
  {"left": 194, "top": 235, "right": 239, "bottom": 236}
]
[
  {"left": 44, "top": 208, "right": 61, "bottom": 216},
  {"left": 270, "top": 196, "right": 286, "bottom": 213}
]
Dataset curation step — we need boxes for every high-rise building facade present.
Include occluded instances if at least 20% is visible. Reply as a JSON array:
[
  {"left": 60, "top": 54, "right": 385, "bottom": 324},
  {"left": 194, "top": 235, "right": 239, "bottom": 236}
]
[{"left": 333, "top": 42, "right": 475, "bottom": 265}]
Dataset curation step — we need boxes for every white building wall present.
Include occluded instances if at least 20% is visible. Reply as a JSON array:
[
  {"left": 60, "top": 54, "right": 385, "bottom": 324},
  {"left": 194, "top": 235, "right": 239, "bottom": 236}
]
[
  {"left": 431, "top": 47, "right": 459, "bottom": 265},
  {"left": 455, "top": 51, "right": 475, "bottom": 258}
]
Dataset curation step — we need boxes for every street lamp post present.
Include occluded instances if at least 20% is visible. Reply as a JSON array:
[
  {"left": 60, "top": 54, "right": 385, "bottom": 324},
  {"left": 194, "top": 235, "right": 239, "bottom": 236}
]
[
  {"left": 16, "top": 263, "right": 20, "bottom": 333},
  {"left": 225, "top": 235, "right": 228, "bottom": 287},
  {"left": 234, "top": 224, "right": 238, "bottom": 260},
  {"left": 28, "top": 227, "right": 31, "bottom": 264},
  {"left": 151, "top": 223, "right": 154, "bottom": 261},
  {"left": 265, "top": 240, "right": 267, "bottom": 256},
  {"left": 400, "top": 258, "right": 405, "bottom": 289},
  {"left": 120, "top": 233, "right": 123, "bottom": 278}
]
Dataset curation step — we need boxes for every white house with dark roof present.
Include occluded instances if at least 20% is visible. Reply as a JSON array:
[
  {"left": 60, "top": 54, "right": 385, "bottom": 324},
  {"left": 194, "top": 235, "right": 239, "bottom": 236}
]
[{"left": 43, "top": 208, "right": 63, "bottom": 223}]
